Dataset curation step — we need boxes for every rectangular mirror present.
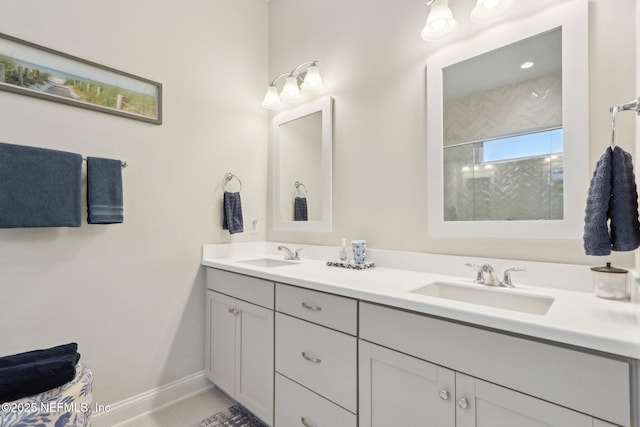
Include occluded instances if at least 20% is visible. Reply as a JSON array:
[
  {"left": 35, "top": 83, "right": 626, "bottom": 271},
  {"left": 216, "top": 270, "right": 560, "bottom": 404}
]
[
  {"left": 272, "top": 96, "right": 333, "bottom": 232},
  {"left": 427, "top": 0, "right": 588, "bottom": 239},
  {"left": 443, "top": 28, "right": 563, "bottom": 222}
]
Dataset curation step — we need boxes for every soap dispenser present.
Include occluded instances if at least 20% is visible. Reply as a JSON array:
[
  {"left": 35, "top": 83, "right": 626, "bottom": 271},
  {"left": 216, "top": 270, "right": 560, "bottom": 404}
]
[{"left": 339, "top": 238, "right": 348, "bottom": 261}]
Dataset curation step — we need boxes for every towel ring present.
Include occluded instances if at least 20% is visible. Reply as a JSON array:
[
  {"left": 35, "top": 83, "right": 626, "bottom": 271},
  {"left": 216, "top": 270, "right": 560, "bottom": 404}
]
[
  {"left": 294, "top": 181, "right": 307, "bottom": 198},
  {"left": 222, "top": 172, "right": 242, "bottom": 192}
]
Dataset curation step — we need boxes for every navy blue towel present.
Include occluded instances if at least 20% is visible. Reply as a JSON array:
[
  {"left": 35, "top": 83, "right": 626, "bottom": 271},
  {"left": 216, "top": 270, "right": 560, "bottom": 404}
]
[
  {"left": 0, "top": 343, "right": 79, "bottom": 404},
  {"left": 294, "top": 197, "right": 308, "bottom": 221},
  {"left": 584, "top": 146, "right": 640, "bottom": 255},
  {"left": 87, "top": 157, "right": 124, "bottom": 224},
  {"left": 0, "top": 142, "right": 82, "bottom": 228},
  {"left": 222, "top": 191, "right": 243, "bottom": 234},
  {"left": 610, "top": 146, "right": 640, "bottom": 251}
]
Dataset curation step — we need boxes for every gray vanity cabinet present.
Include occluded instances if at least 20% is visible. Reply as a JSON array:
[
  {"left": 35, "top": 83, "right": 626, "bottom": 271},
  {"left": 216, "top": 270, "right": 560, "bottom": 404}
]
[
  {"left": 274, "top": 283, "right": 358, "bottom": 427},
  {"left": 359, "top": 341, "right": 455, "bottom": 426},
  {"left": 205, "top": 269, "right": 274, "bottom": 426},
  {"left": 359, "top": 341, "right": 604, "bottom": 427},
  {"left": 359, "top": 302, "right": 630, "bottom": 427}
]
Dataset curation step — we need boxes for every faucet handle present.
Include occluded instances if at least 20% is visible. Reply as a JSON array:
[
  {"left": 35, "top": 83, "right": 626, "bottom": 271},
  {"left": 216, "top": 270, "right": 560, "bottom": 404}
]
[
  {"left": 294, "top": 248, "right": 303, "bottom": 260},
  {"left": 501, "top": 267, "right": 525, "bottom": 288},
  {"left": 465, "top": 263, "right": 484, "bottom": 284}
]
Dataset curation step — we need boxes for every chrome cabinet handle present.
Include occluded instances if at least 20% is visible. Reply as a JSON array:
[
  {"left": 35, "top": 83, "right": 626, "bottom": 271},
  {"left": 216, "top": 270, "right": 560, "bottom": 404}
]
[
  {"left": 457, "top": 397, "right": 469, "bottom": 409},
  {"left": 301, "top": 302, "right": 322, "bottom": 311},
  {"left": 301, "top": 351, "right": 322, "bottom": 364},
  {"left": 300, "top": 416, "right": 313, "bottom": 427},
  {"left": 227, "top": 307, "right": 239, "bottom": 315},
  {"left": 439, "top": 389, "right": 449, "bottom": 400}
]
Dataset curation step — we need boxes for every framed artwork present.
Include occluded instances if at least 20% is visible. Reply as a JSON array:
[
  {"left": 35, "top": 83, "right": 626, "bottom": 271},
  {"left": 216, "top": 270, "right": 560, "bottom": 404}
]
[{"left": 0, "top": 32, "right": 162, "bottom": 125}]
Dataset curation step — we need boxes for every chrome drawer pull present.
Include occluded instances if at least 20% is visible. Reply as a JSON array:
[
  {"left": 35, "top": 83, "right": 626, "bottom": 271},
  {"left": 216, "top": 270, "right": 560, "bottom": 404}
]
[
  {"left": 301, "top": 416, "right": 313, "bottom": 427},
  {"left": 301, "top": 302, "right": 322, "bottom": 311},
  {"left": 439, "top": 389, "right": 449, "bottom": 400},
  {"left": 227, "top": 307, "right": 239, "bottom": 315},
  {"left": 301, "top": 351, "right": 322, "bottom": 364}
]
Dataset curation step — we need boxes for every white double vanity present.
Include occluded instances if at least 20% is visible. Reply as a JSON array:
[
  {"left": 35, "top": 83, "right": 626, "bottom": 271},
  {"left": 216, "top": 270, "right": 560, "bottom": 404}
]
[{"left": 202, "top": 242, "right": 640, "bottom": 427}]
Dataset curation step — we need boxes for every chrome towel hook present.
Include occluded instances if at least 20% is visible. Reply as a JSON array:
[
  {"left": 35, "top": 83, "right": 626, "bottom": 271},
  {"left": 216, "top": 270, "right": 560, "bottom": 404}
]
[
  {"left": 610, "top": 96, "right": 640, "bottom": 148},
  {"left": 222, "top": 172, "right": 242, "bottom": 192}
]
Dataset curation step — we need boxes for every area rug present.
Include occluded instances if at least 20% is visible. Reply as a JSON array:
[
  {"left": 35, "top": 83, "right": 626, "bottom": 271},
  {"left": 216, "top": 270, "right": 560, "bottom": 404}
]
[{"left": 195, "top": 403, "right": 267, "bottom": 427}]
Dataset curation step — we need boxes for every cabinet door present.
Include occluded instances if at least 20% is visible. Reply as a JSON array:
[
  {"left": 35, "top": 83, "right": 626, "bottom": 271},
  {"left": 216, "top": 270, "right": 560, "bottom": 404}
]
[
  {"left": 206, "top": 290, "right": 237, "bottom": 396},
  {"left": 359, "top": 340, "right": 455, "bottom": 427},
  {"left": 236, "top": 299, "right": 274, "bottom": 426},
  {"left": 455, "top": 373, "right": 594, "bottom": 427}
]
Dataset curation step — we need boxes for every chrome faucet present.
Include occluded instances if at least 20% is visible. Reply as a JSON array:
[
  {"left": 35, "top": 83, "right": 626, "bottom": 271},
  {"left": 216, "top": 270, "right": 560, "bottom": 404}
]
[
  {"left": 466, "top": 263, "right": 525, "bottom": 287},
  {"left": 277, "top": 245, "right": 302, "bottom": 260},
  {"left": 501, "top": 267, "right": 526, "bottom": 288}
]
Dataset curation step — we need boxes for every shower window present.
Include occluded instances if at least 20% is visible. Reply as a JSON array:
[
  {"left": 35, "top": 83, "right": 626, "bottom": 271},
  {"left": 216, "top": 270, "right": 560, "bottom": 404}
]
[{"left": 443, "top": 128, "right": 563, "bottom": 221}]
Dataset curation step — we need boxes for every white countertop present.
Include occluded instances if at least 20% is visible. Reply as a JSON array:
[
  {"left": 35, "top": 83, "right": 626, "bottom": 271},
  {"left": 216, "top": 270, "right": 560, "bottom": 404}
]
[{"left": 202, "top": 243, "right": 640, "bottom": 359}]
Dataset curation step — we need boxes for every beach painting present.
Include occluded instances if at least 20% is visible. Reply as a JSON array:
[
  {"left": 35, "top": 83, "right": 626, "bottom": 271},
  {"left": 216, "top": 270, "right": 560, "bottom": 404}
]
[{"left": 0, "top": 32, "right": 162, "bottom": 124}]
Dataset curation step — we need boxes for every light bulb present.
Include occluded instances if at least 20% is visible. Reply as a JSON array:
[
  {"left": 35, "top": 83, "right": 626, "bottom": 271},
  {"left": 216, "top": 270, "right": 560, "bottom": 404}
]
[
  {"left": 470, "top": 0, "right": 513, "bottom": 23},
  {"left": 280, "top": 76, "right": 302, "bottom": 102},
  {"left": 421, "top": 0, "right": 457, "bottom": 42},
  {"left": 261, "top": 86, "right": 282, "bottom": 109},
  {"left": 301, "top": 65, "right": 324, "bottom": 92}
]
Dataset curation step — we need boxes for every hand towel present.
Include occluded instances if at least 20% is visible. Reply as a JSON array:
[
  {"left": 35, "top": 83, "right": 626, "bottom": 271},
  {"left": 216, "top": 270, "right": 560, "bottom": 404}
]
[
  {"left": 583, "top": 146, "right": 640, "bottom": 255},
  {"left": 0, "top": 343, "right": 79, "bottom": 404},
  {"left": 294, "top": 197, "right": 308, "bottom": 221},
  {"left": 0, "top": 343, "right": 79, "bottom": 369},
  {"left": 87, "top": 157, "right": 124, "bottom": 224},
  {"left": 583, "top": 148, "right": 613, "bottom": 255},
  {"left": 222, "top": 191, "right": 243, "bottom": 234},
  {"left": 609, "top": 146, "right": 640, "bottom": 251},
  {"left": 0, "top": 142, "right": 82, "bottom": 228}
]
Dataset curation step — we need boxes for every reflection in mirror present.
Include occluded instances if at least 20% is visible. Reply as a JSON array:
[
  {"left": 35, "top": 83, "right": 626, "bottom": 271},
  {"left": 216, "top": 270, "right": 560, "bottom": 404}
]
[
  {"left": 272, "top": 96, "right": 332, "bottom": 232},
  {"left": 279, "top": 111, "right": 321, "bottom": 222},
  {"left": 426, "top": 0, "right": 588, "bottom": 239},
  {"left": 443, "top": 28, "right": 563, "bottom": 221}
]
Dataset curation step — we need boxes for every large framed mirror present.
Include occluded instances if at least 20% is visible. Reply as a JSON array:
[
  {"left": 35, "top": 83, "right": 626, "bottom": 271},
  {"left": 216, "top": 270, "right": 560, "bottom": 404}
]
[
  {"left": 272, "top": 96, "right": 333, "bottom": 232},
  {"left": 426, "top": 0, "right": 588, "bottom": 239}
]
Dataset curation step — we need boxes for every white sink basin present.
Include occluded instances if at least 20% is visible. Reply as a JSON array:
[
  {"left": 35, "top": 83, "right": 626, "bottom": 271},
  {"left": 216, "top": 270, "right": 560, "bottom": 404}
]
[
  {"left": 237, "top": 258, "right": 298, "bottom": 268},
  {"left": 410, "top": 281, "right": 554, "bottom": 315}
]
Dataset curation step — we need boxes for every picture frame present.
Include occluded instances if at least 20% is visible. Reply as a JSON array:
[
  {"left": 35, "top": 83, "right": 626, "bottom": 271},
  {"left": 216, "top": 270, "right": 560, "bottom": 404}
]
[{"left": 0, "top": 32, "right": 162, "bottom": 125}]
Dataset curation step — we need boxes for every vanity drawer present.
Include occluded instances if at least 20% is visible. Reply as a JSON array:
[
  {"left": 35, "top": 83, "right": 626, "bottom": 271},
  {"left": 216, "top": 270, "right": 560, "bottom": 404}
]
[
  {"left": 275, "top": 373, "right": 356, "bottom": 427},
  {"left": 206, "top": 268, "right": 274, "bottom": 309},
  {"left": 275, "top": 313, "right": 357, "bottom": 413},
  {"left": 276, "top": 283, "right": 357, "bottom": 335}
]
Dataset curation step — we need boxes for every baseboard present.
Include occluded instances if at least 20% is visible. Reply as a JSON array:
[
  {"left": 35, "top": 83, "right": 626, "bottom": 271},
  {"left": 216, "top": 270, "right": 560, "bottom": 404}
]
[{"left": 92, "top": 370, "right": 212, "bottom": 427}]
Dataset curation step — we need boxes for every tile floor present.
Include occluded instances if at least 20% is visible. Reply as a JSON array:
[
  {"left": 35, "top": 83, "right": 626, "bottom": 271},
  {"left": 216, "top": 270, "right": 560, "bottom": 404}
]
[{"left": 117, "top": 387, "right": 234, "bottom": 427}]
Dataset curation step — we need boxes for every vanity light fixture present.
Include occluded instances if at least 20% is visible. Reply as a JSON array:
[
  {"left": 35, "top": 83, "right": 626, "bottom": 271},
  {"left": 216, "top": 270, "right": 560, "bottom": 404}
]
[
  {"left": 470, "top": 0, "right": 514, "bottom": 23},
  {"left": 261, "top": 61, "right": 324, "bottom": 110},
  {"left": 421, "top": 0, "right": 458, "bottom": 42},
  {"left": 421, "top": 0, "right": 514, "bottom": 42}
]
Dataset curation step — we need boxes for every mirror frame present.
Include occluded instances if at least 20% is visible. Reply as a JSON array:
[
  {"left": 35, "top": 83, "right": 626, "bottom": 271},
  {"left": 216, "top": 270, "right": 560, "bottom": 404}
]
[
  {"left": 272, "top": 96, "right": 333, "bottom": 232},
  {"left": 426, "top": 0, "right": 588, "bottom": 239}
]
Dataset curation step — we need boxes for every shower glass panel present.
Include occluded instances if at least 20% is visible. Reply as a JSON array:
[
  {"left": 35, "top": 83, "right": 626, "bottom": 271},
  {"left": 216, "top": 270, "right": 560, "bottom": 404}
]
[{"left": 443, "top": 128, "right": 563, "bottom": 221}]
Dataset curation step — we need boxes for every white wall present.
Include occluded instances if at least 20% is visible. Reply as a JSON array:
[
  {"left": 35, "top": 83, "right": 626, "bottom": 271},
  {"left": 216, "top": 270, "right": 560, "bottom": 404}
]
[
  {"left": 267, "top": 0, "right": 637, "bottom": 266},
  {"left": 0, "top": 0, "right": 268, "bottom": 406}
]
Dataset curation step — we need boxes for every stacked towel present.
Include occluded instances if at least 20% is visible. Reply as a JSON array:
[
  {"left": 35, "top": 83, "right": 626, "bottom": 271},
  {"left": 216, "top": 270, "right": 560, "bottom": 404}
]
[
  {"left": 294, "top": 197, "right": 308, "bottom": 221},
  {"left": 87, "top": 157, "right": 124, "bottom": 224},
  {"left": 0, "top": 142, "right": 82, "bottom": 228},
  {"left": 222, "top": 192, "right": 243, "bottom": 234},
  {"left": 584, "top": 146, "right": 640, "bottom": 255},
  {"left": 0, "top": 343, "right": 80, "bottom": 404}
]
